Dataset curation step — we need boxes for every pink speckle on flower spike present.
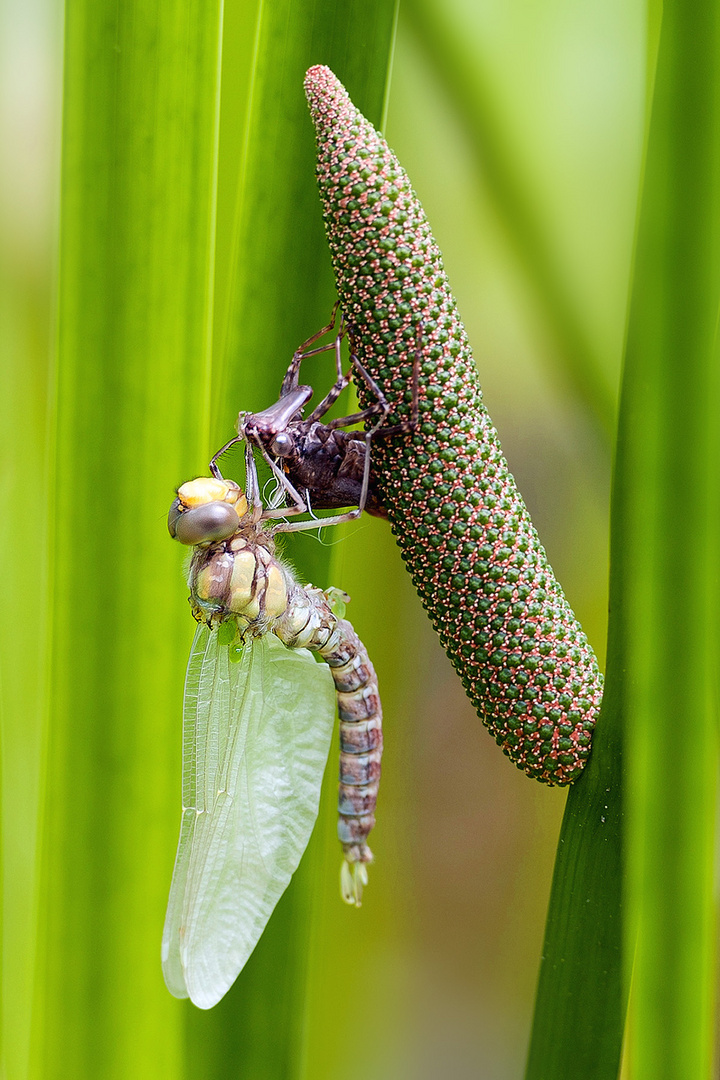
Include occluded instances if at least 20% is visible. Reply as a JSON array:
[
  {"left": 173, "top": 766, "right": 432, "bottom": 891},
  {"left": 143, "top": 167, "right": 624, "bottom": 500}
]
[{"left": 304, "top": 66, "right": 602, "bottom": 783}]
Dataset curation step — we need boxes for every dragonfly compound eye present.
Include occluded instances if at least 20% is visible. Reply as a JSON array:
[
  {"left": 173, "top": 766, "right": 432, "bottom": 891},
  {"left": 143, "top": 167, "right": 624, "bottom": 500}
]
[
  {"left": 270, "top": 432, "right": 293, "bottom": 457},
  {"left": 171, "top": 501, "right": 240, "bottom": 546}
]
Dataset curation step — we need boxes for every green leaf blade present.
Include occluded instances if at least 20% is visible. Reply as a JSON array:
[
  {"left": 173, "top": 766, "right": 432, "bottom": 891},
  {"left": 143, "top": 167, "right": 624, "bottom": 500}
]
[
  {"left": 183, "top": 4, "right": 399, "bottom": 1077},
  {"left": 39, "top": 1, "right": 223, "bottom": 1075},
  {"left": 528, "top": 3, "right": 720, "bottom": 1077},
  {"left": 620, "top": 2, "right": 720, "bottom": 1075}
]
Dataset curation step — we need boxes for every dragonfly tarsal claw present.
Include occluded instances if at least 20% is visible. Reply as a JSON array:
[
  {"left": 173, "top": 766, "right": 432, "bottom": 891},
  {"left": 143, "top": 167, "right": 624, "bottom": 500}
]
[{"left": 340, "top": 858, "right": 370, "bottom": 908}]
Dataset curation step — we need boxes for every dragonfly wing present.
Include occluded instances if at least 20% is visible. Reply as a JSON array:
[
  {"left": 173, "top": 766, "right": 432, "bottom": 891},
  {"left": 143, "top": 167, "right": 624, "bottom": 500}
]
[{"left": 161, "top": 624, "right": 336, "bottom": 1009}]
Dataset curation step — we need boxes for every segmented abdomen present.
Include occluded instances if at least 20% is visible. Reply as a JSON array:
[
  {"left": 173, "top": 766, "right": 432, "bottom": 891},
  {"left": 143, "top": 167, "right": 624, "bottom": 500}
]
[
  {"left": 274, "top": 586, "right": 381, "bottom": 880},
  {"left": 305, "top": 66, "right": 603, "bottom": 785},
  {"left": 319, "top": 615, "right": 382, "bottom": 866}
]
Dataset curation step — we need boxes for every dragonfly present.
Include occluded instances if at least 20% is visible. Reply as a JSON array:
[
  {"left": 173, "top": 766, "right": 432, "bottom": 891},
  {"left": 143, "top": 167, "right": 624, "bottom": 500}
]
[
  {"left": 210, "top": 307, "right": 418, "bottom": 523},
  {"left": 162, "top": 441, "right": 382, "bottom": 1009}
]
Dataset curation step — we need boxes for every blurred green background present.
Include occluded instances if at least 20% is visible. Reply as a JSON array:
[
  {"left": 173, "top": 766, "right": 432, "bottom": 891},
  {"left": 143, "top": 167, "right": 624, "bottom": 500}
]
[{"left": 1, "top": 0, "right": 646, "bottom": 1077}]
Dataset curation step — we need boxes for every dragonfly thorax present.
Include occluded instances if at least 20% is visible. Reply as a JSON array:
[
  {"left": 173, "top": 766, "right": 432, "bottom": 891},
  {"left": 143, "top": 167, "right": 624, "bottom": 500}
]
[
  {"left": 169, "top": 475, "right": 291, "bottom": 633},
  {"left": 189, "top": 534, "right": 290, "bottom": 634}
]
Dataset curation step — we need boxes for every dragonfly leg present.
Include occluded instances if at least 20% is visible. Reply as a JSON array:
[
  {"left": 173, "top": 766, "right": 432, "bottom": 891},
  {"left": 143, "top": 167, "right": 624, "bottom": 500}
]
[
  {"left": 319, "top": 391, "right": 386, "bottom": 432},
  {"left": 209, "top": 427, "right": 311, "bottom": 522},
  {"left": 244, "top": 416, "right": 378, "bottom": 529},
  {"left": 279, "top": 303, "right": 344, "bottom": 396},
  {"left": 305, "top": 360, "right": 351, "bottom": 422},
  {"left": 272, "top": 424, "right": 379, "bottom": 530},
  {"left": 294, "top": 322, "right": 353, "bottom": 422},
  {"left": 274, "top": 345, "right": 400, "bottom": 527},
  {"left": 350, "top": 335, "right": 422, "bottom": 438},
  {"left": 308, "top": 340, "right": 418, "bottom": 518},
  {"left": 309, "top": 335, "right": 421, "bottom": 437},
  {"left": 271, "top": 504, "right": 363, "bottom": 532},
  {"left": 342, "top": 336, "right": 422, "bottom": 515},
  {"left": 209, "top": 434, "right": 244, "bottom": 479},
  {"left": 281, "top": 307, "right": 419, "bottom": 432},
  {"left": 257, "top": 457, "right": 312, "bottom": 518},
  {"left": 243, "top": 441, "right": 268, "bottom": 523}
]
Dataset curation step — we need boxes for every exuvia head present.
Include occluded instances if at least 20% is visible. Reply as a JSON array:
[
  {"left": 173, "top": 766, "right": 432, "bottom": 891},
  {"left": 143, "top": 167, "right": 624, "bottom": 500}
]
[
  {"left": 168, "top": 477, "right": 248, "bottom": 545},
  {"left": 269, "top": 431, "right": 294, "bottom": 457}
]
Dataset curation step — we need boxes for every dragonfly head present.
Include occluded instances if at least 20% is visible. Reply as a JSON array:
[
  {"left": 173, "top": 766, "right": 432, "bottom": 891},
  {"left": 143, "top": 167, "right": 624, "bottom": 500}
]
[{"left": 169, "top": 477, "right": 248, "bottom": 546}]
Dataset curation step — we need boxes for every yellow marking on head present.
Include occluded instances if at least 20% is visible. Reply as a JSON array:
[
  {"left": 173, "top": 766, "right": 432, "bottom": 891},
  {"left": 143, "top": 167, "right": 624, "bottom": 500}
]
[{"left": 178, "top": 477, "right": 248, "bottom": 519}]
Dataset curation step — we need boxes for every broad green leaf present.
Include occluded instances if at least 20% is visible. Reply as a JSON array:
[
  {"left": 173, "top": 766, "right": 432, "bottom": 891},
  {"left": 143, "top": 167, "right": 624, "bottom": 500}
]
[
  {"left": 183, "top": 3, "right": 399, "bottom": 1078},
  {"left": 0, "top": 13, "right": 58, "bottom": 1072},
  {"left": 37, "top": 1, "right": 222, "bottom": 1075},
  {"left": 3, "top": 1, "right": 659, "bottom": 1077},
  {"left": 524, "top": 677, "right": 623, "bottom": 1079},
  {"left": 621, "top": 2, "right": 720, "bottom": 1075},
  {"left": 527, "top": 3, "right": 720, "bottom": 1078},
  {"left": 402, "top": 0, "right": 617, "bottom": 442}
]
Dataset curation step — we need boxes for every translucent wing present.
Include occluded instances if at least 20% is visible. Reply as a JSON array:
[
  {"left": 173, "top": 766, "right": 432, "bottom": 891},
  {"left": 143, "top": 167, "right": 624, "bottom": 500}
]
[{"left": 161, "top": 623, "right": 336, "bottom": 1009}]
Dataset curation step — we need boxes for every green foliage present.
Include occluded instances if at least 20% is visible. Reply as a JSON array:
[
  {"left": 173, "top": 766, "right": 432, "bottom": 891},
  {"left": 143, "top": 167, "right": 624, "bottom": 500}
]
[
  {"left": 40, "top": 2, "right": 223, "bottom": 1075},
  {"left": 527, "top": 3, "right": 720, "bottom": 1076},
  {"left": 524, "top": 683, "right": 623, "bottom": 1079},
  {"left": 620, "top": 2, "right": 720, "bottom": 1075},
  {"left": 8, "top": 2, "right": 398, "bottom": 1079},
  {"left": 403, "top": 0, "right": 617, "bottom": 442}
]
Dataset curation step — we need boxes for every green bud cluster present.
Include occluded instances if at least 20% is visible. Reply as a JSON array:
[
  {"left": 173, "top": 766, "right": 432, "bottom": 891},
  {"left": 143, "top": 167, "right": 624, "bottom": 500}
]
[{"left": 305, "top": 67, "right": 602, "bottom": 783}]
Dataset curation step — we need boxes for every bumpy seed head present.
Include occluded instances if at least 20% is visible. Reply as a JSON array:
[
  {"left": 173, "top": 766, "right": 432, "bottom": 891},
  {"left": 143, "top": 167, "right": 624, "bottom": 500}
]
[{"left": 305, "top": 66, "right": 603, "bottom": 785}]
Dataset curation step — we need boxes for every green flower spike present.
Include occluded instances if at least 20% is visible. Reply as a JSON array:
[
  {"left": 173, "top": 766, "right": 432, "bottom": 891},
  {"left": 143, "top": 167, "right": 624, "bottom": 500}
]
[{"left": 304, "top": 65, "right": 603, "bottom": 784}]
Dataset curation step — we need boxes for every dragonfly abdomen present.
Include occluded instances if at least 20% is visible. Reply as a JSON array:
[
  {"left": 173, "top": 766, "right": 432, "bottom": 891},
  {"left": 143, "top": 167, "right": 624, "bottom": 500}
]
[
  {"left": 277, "top": 591, "right": 382, "bottom": 905},
  {"left": 320, "top": 617, "right": 382, "bottom": 886}
]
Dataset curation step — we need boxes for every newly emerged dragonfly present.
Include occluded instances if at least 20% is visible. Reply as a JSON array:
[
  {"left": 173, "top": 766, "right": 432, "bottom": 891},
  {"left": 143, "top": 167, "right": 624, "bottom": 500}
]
[
  {"left": 211, "top": 308, "right": 418, "bottom": 522},
  {"left": 162, "top": 447, "right": 382, "bottom": 1009}
]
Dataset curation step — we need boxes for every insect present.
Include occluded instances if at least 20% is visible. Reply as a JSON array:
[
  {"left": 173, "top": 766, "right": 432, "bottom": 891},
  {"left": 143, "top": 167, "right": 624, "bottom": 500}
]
[
  {"left": 304, "top": 65, "right": 603, "bottom": 785},
  {"left": 162, "top": 448, "right": 382, "bottom": 1009},
  {"left": 210, "top": 308, "right": 418, "bottom": 522},
  {"left": 211, "top": 312, "right": 382, "bottom": 521}
]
